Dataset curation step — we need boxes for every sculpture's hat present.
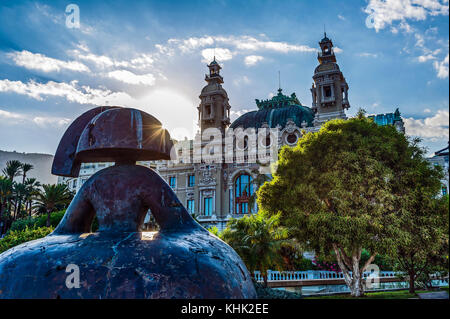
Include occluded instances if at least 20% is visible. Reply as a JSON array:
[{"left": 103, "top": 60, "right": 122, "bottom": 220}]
[{"left": 52, "top": 106, "right": 173, "bottom": 177}]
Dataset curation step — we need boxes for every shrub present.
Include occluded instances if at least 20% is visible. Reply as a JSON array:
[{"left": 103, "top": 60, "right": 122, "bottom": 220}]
[
  {"left": 9, "top": 211, "right": 99, "bottom": 233},
  {"left": 0, "top": 226, "right": 54, "bottom": 254},
  {"left": 9, "top": 210, "right": 66, "bottom": 232}
]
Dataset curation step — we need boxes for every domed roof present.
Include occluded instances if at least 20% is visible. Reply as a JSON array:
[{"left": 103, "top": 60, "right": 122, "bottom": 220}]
[
  {"left": 315, "top": 62, "right": 339, "bottom": 73},
  {"left": 230, "top": 105, "right": 314, "bottom": 130},
  {"left": 230, "top": 90, "right": 314, "bottom": 130},
  {"left": 201, "top": 83, "right": 228, "bottom": 96}
]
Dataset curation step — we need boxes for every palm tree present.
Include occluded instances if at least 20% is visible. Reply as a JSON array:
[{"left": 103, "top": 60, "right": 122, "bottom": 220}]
[
  {"left": 2, "top": 160, "right": 23, "bottom": 217},
  {"left": 221, "top": 213, "right": 292, "bottom": 287},
  {"left": 13, "top": 182, "right": 27, "bottom": 220},
  {"left": 0, "top": 177, "right": 13, "bottom": 235},
  {"left": 2, "top": 160, "right": 22, "bottom": 181},
  {"left": 24, "top": 178, "right": 40, "bottom": 217},
  {"left": 21, "top": 163, "right": 33, "bottom": 184},
  {"left": 34, "top": 184, "right": 73, "bottom": 226}
]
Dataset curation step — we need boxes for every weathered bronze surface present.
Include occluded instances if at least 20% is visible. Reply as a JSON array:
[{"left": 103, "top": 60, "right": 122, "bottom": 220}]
[
  {"left": 0, "top": 107, "right": 257, "bottom": 299},
  {"left": 51, "top": 106, "right": 173, "bottom": 177}
]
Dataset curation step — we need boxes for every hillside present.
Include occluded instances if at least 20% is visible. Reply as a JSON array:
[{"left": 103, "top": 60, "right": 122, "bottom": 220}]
[{"left": 0, "top": 150, "right": 57, "bottom": 185}]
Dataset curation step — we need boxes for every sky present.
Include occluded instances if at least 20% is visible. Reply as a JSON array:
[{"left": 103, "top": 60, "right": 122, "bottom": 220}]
[{"left": 0, "top": 0, "right": 448, "bottom": 157}]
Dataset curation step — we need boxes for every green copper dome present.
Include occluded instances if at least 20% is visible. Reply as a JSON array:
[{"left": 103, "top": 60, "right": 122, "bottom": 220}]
[{"left": 230, "top": 89, "right": 315, "bottom": 129}]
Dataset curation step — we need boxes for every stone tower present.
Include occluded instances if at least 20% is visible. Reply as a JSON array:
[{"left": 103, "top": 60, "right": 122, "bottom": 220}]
[
  {"left": 310, "top": 33, "right": 350, "bottom": 126},
  {"left": 198, "top": 58, "right": 231, "bottom": 135}
]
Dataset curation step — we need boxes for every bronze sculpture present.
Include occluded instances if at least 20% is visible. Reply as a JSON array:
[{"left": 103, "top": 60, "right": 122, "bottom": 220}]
[{"left": 0, "top": 106, "right": 257, "bottom": 298}]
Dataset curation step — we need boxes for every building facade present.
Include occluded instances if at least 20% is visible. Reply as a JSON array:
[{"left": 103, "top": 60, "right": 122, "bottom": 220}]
[{"left": 427, "top": 144, "right": 449, "bottom": 196}]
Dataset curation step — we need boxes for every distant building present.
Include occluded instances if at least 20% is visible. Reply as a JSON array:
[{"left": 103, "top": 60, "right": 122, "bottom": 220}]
[
  {"left": 427, "top": 143, "right": 449, "bottom": 196},
  {"left": 368, "top": 108, "right": 405, "bottom": 133}
]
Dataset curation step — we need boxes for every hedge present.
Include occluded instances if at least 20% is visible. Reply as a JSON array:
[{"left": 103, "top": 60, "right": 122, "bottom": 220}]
[
  {"left": 9, "top": 210, "right": 99, "bottom": 233},
  {"left": 0, "top": 226, "right": 54, "bottom": 254},
  {"left": 9, "top": 210, "right": 66, "bottom": 232}
]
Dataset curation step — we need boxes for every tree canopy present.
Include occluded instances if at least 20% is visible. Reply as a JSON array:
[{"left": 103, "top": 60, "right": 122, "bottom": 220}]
[{"left": 257, "top": 116, "right": 446, "bottom": 296}]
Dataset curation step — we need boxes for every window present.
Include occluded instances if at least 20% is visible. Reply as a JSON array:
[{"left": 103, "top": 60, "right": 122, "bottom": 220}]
[
  {"left": 234, "top": 174, "right": 253, "bottom": 214},
  {"left": 205, "top": 105, "right": 211, "bottom": 116},
  {"left": 204, "top": 197, "right": 213, "bottom": 216},
  {"left": 324, "top": 86, "right": 332, "bottom": 98},
  {"left": 236, "top": 135, "right": 249, "bottom": 150},
  {"left": 187, "top": 200, "right": 195, "bottom": 213},
  {"left": 286, "top": 133, "right": 298, "bottom": 145},
  {"left": 169, "top": 176, "right": 176, "bottom": 188},
  {"left": 188, "top": 175, "right": 195, "bottom": 187}
]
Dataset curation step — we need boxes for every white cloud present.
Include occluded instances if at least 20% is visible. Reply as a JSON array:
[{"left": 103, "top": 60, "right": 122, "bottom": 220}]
[
  {"left": 7, "top": 50, "right": 90, "bottom": 73},
  {"left": 399, "top": 21, "right": 414, "bottom": 33},
  {"left": 358, "top": 52, "right": 379, "bottom": 58},
  {"left": 338, "top": 14, "right": 346, "bottom": 21},
  {"left": 364, "top": 0, "right": 449, "bottom": 32},
  {"left": 233, "top": 76, "right": 251, "bottom": 86},
  {"left": 0, "top": 108, "right": 70, "bottom": 128},
  {"left": 244, "top": 55, "right": 264, "bottom": 66},
  {"left": 0, "top": 109, "right": 24, "bottom": 119},
  {"left": 424, "top": 108, "right": 432, "bottom": 112},
  {"left": 433, "top": 53, "right": 449, "bottom": 78},
  {"left": 169, "top": 36, "right": 215, "bottom": 53},
  {"left": 0, "top": 79, "right": 133, "bottom": 105},
  {"left": 230, "top": 109, "right": 253, "bottom": 121},
  {"left": 201, "top": 48, "right": 233, "bottom": 63},
  {"left": 404, "top": 109, "right": 449, "bottom": 140},
  {"left": 32, "top": 116, "right": 71, "bottom": 127},
  {"left": 418, "top": 53, "right": 437, "bottom": 62},
  {"left": 70, "top": 45, "right": 154, "bottom": 70},
  {"left": 164, "top": 35, "right": 317, "bottom": 55},
  {"left": 76, "top": 52, "right": 125, "bottom": 69},
  {"left": 107, "top": 70, "right": 156, "bottom": 86}
]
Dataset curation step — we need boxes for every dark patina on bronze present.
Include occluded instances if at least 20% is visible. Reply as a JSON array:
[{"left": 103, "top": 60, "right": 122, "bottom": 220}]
[{"left": 0, "top": 107, "right": 257, "bottom": 299}]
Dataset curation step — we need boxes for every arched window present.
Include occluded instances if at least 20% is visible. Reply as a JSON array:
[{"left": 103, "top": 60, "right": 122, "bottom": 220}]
[{"left": 234, "top": 174, "right": 253, "bottom": 214}]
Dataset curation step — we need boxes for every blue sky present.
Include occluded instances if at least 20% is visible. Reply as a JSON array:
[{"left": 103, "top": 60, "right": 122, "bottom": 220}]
[{"left": 0, "top": 0, "right": 448, "bottom": 156}]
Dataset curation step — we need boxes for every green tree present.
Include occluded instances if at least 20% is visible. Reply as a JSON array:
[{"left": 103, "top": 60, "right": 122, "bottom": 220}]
[
  {"left": 221, "top": 213, "right": 294, "bottom": 287},
  {"left": 34, "top": 184, "right": 73, "bottom": 227},
  {"left": 21, "top": 163, "right": 33, "bottom": 184},
  {"left": 257, "top": 116, "right": 408, "bottom": 296},
  {"left": 0, "top": 177, "right": 13, "bottom": 235},
  {"left": 2, "top": 160, "right": 22, "bottom": 217},
  {"left": 12, "top": 182, "right": 27, "bottom": 220},
  {"left": 395, "top": 191, "right": 448, "bottom": 293},
  {"left": 2, "top": 160, "right": 22, "bottom": 181},
  {"left": 23, "top": 178, "right": 40, "bottom": 217}
]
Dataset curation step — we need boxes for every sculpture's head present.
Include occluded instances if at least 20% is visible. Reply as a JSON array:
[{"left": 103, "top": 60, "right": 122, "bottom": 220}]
[{"left": 52, "top": 106, "right": 173, "bottom": 177}]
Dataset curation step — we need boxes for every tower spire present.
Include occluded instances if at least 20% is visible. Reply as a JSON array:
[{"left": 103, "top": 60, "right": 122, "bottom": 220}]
[{"left": 277, "top": 71, "right": 283, "bottom": 94}]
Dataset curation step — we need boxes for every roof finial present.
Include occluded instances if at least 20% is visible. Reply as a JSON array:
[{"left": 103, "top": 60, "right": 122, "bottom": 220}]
[
  {"left": 324, "top": 24, "right": 326, "bottom": 38},
  {"left": 278, "top": 70, "right": 282, "bottom": 94}
]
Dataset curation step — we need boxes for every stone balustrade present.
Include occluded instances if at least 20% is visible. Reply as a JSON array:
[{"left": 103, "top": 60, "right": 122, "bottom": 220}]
[{"left": 252, "top": 270, "right": 447, "bottom": 284}]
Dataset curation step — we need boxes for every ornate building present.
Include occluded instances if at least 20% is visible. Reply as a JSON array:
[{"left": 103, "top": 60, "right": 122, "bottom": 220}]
[
  {"left": 59, "top": 34, "right": 405, "bottom": 230},
  {"left": 311, "top": 33, "right": 350, "bottom": 126}
]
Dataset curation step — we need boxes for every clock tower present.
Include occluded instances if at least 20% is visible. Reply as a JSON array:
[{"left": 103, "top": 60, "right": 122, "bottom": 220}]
[{"left": 310, "top": 33, "right": 350, "bottom": 126}]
